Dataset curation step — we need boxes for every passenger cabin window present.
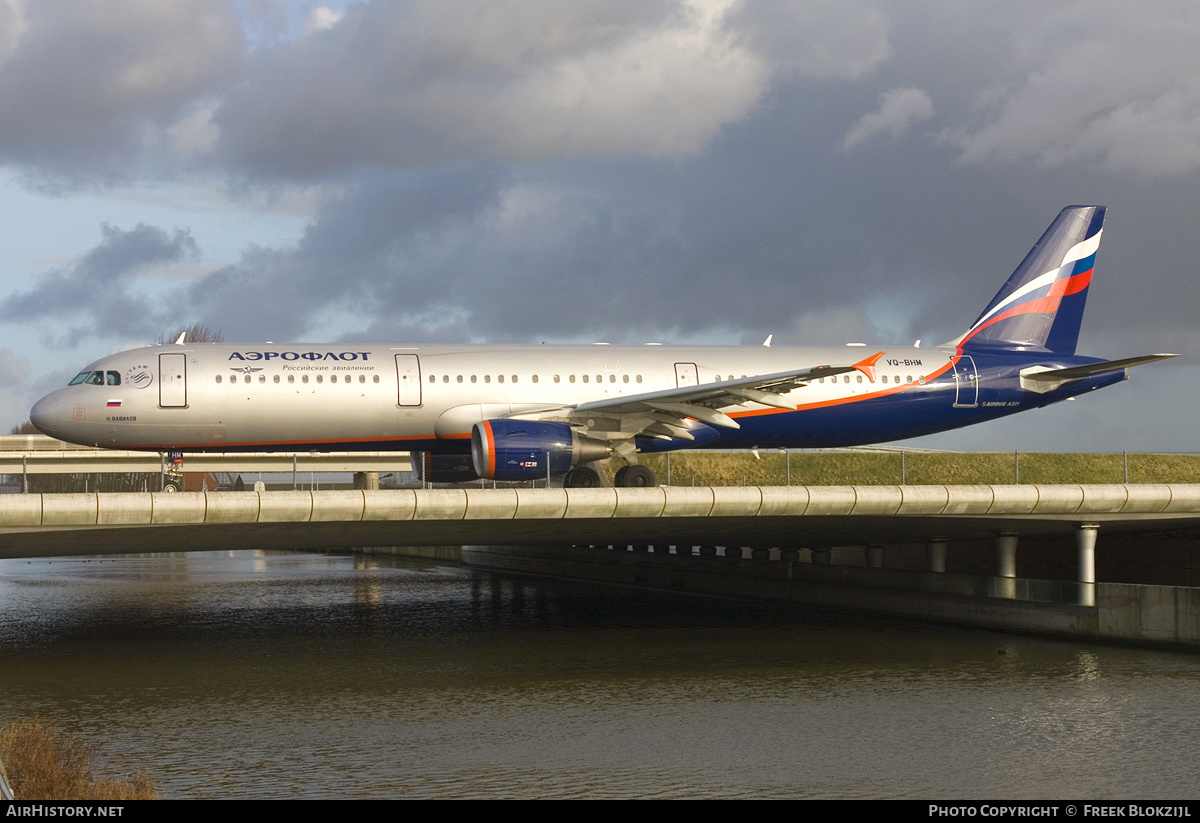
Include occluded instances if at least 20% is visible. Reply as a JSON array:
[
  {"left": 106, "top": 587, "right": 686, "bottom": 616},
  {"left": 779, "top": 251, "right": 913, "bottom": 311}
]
[
  {"left": 274, "top": 375, "right": 280, "bottom": 383},
  {"left": 288, "top": 375, "right": 295, "bottom": 383},
  {"left": 215, "top": 375, "right": 222, "bottom": 383}
]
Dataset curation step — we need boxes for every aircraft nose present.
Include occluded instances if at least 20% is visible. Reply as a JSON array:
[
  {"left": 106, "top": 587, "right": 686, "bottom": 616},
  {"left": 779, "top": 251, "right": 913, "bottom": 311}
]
[{"left": 30, "top": 392, "right": 66, "bottom": 436}]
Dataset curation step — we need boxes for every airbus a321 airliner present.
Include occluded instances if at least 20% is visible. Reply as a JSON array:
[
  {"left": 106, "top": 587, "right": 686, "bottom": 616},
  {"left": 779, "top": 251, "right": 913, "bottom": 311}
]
[{"left": 29, "top": 206, "right": 1175, "bottom": 487}]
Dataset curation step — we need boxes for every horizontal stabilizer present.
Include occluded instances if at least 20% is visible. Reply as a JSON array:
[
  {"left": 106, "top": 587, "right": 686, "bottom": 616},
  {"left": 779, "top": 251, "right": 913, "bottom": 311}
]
[{"left": 1020, "top": 353, "right": 1178, "bottom": 393}]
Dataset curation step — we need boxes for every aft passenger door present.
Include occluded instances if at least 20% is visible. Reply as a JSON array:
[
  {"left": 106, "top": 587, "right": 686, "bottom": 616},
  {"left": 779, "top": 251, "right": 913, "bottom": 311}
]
[
  {"left": 159, "top": 353, "right": 187, "bottom": 408},
  {"left": 952, "top": 355, "right": 978, "bottom": 408},
  {"left": 396, "top": 354, "right": 422, "bottom": 406}
]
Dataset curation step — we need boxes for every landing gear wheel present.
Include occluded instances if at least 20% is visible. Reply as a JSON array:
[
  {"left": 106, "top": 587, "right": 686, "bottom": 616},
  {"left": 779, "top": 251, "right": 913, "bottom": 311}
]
[
  {"left": 614, "top": 465, "right": 656, "bottom": 488},
  {"left": 162, "top": 480, "right": 181, "bottom": 492},
  {"left": 563, "top": 467, "right": 602, "bottom": 488}
]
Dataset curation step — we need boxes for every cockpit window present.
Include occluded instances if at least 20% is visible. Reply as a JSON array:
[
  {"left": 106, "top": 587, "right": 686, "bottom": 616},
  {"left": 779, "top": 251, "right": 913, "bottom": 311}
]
[
  {"left": 71, "top": 370, "right": 106, "bottom": 386},
  {"left": 68, "top": 369, "right": 122, "bottom": 386}
]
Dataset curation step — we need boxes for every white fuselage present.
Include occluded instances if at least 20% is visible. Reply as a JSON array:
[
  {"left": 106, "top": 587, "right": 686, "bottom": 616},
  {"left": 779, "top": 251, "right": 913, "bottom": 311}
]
[{"left": 31, "top": 342, "right": 962, "bottom": 451}]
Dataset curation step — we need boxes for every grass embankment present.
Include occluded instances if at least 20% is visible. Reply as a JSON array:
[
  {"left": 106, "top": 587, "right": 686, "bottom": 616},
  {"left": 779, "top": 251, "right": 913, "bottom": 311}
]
[
  {"left": 0, "top": 719, "right": 157, "bottom": 800},
  {"left": 616, "top": 451, "right": 1200, "bottom": 486}
]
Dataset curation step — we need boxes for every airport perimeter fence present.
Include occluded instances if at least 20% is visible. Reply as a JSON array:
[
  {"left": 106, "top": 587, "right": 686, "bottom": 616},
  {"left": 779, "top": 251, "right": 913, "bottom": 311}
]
[
  {"left": 464, "top": 450, "right": 1200, "bottom": 488},
  {"left": 2, "top": 449, "right": 1198, "bottom": 492}
]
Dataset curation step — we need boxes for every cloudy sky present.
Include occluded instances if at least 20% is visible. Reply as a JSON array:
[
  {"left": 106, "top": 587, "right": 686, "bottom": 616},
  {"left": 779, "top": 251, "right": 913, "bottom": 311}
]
[{"left": 0, "top": 0, "right": 1196, "bottom": 452}]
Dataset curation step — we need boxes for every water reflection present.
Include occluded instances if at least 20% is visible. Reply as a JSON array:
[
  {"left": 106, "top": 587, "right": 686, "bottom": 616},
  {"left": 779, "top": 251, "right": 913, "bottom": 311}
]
[{"left": 1, "top": 551, "right": 1198, "bottom": 799}]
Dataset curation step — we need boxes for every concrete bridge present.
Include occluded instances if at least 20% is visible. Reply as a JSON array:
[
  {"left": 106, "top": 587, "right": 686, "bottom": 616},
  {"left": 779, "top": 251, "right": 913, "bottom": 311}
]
[
  {"left": 4, "top": 483, "right": 1200, "bottom": 648},
  {"left": 1, "top": 483, "right": 1198, "bottom": 565}
]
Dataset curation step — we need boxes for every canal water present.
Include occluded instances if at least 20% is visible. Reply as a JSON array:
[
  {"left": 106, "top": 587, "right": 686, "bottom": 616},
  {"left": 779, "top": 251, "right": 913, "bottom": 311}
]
[{"left": 0, "top": 550, "right": 1197, "bottom": 799}]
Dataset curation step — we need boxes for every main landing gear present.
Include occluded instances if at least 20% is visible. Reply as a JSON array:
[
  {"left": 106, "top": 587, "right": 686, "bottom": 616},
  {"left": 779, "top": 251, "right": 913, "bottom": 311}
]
[
  {"left": 562, "top": 467, "right": 602, "bottom": 488},
  {"left": 561, "top": 465, "right": 658, "bottom": 488},
  {"left": 614, "top": 465, "right": 656, "bottom": 488}
]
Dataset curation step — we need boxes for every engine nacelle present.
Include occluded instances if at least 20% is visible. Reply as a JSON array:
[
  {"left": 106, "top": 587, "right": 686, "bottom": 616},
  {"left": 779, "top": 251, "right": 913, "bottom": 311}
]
[{"left": 471, "top": 420, "right": 609, "bottom": 480}]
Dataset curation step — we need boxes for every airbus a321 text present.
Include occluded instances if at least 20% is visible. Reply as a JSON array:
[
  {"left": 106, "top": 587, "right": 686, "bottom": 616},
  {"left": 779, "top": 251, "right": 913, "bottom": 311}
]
[{"left": 30, "top": 206, "right": 1175, "bottom": 488}]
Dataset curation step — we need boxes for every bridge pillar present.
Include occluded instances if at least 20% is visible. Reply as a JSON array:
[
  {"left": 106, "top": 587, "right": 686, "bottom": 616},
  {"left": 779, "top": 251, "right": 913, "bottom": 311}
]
[
  {"left": 994, "top": 531, "right": 1019, "bottom": 578},
  {"left": 926, "top": 537, "right": 948, "bottom": 573},
  {"left": 1076, "top": 523, "right": 1099, "bottom": 607},
  {"left": 865, "top": 543, "right": 885, "bottom": 569},
  {"left": 352, "top": 471, "right": 380, "bottom": 490},
  {"left": 811, "top": 548, "right": 831, "bottom": 566}
]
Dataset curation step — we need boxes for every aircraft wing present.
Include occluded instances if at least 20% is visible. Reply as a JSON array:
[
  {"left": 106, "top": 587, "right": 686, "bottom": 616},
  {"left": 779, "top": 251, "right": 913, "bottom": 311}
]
[
  {"left": 572, "top": 363, "right": 855, "bottom": 421},
  {"left": 1020, "top": 353, "right": 1178, "bottom": 393},
  {"left": 510, "top": 353, "right": 882, "bottom": 444}
]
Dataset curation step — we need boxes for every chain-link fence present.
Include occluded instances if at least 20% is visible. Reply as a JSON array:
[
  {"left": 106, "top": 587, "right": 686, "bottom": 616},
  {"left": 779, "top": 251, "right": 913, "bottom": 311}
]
[{"left": 4, "top": 446, "right": 1197, "bottom": 491}]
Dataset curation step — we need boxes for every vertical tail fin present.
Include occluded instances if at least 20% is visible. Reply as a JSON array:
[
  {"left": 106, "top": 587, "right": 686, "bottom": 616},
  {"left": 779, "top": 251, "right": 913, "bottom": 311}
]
[{"left": 955, "top": 205, "right": 1105, "bottom": 354}]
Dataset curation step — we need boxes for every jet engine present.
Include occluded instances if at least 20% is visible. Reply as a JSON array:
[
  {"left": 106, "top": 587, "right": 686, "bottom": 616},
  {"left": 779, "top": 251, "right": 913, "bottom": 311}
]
[{"left": 471, "top": 420, "right": 609, "bottom": 481}]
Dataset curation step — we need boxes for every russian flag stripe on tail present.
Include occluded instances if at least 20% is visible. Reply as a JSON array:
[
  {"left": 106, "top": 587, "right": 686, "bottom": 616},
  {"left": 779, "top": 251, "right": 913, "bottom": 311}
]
[{"left": 955, "top": 205, "right": 1105, "bottom": 355}]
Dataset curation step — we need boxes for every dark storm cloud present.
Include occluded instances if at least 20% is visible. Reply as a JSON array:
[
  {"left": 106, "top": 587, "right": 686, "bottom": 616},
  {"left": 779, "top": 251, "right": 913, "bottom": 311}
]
[
  {"left": 213, "top": 1, "right": 757, "bottom": 179},
  {"left": 177, "top": 166, "right": 512, "bottom": 341},
  {"left": 211, "top": 1, "right": 895, "bottom": 180},
  {"left": 8, "top": 0, "right": 1198, "bottom": 361},
  {"left": 0, "top": 223, "right": 199, "bottom": 343},
  {"left": 942, "top": 1, "right": 1200, "bottom": 177},
  {"left": 0, "top": 0, "right": 242, "bottom": 181}
]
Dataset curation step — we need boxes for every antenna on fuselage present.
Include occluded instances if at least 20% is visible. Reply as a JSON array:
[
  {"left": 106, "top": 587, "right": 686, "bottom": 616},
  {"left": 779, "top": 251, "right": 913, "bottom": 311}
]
[{"left": 174, "top": 332, "right": 186, "bottom": 345}]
